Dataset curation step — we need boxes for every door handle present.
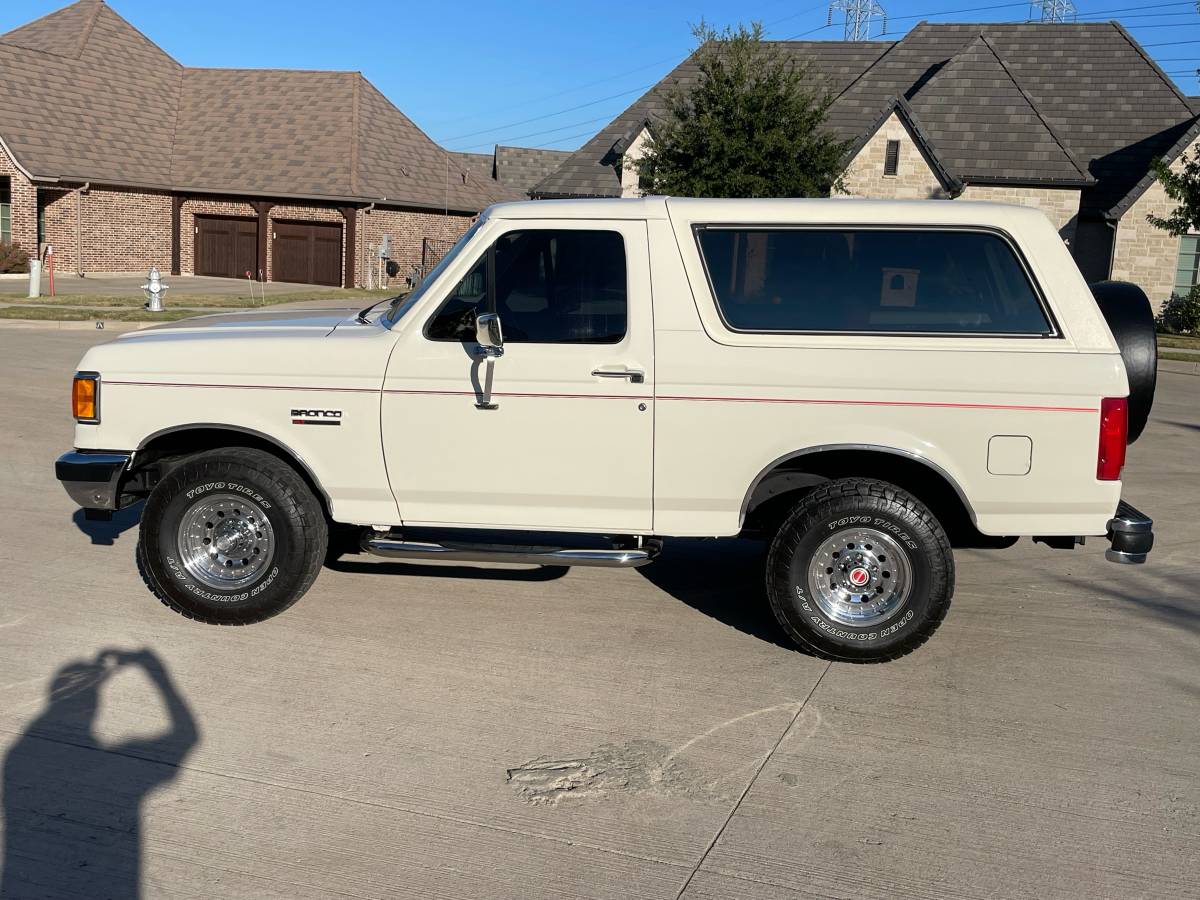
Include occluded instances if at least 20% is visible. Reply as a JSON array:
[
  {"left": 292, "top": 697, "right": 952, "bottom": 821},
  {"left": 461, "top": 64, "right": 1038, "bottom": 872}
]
[{"left": 591, "top": 368, "right": 645, "bottom": 384}]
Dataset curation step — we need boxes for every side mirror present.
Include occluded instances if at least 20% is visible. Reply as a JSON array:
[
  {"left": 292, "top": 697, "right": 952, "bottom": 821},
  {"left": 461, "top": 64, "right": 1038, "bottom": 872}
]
[{"left": 475, "top": 312, "right": 504, "bottom": 358}]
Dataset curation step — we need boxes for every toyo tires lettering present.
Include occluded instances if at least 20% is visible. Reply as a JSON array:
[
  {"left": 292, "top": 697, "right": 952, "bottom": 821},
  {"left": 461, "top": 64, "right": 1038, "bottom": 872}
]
[
  {"left": 185, "top": 481, "right": 271, "bottom": 509},
  {"left": 827, "top": 515, "right": 917, "bottom": 550}
]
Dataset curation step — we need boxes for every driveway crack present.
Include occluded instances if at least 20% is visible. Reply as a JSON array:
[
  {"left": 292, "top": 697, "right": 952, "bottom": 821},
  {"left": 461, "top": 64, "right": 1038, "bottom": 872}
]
[{"left": 673, "top": 660, "right": 832, "bottom": 899}]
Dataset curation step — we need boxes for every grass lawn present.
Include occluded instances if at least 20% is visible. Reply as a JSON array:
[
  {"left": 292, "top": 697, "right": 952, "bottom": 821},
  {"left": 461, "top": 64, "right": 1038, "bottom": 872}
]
[
  {"left": 15, "top": 288, "right": 394, "bottom": 309},
  {"left": 0, "top": 306, "right": 208, "bottom": 322},
  {"left": 1161, "top": 350, "right": 1200, "bottom": 362},
  {"left": 1157, "top": 333, "right": 1200, "bottom": 351}
]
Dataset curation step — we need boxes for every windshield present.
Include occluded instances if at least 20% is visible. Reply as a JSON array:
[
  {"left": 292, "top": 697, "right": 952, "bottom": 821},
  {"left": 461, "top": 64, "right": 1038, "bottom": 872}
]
[{"left": 384, "top": 218, "right": 486, "bottom": 327}]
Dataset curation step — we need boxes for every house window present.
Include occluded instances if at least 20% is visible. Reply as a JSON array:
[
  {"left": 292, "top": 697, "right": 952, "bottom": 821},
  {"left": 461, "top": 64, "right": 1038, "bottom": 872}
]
[
  {"left": 0, "top": 177, "right": 10, "bottom": 244},
  {"left": 36, "top": 193, "right": 47, "bottom": 245},
  {"left": 883, "top": 140, "right": 900, "bottom": 177},
  {"left": 1173, "top": 235, "right": 1200, "bottom": 296}
]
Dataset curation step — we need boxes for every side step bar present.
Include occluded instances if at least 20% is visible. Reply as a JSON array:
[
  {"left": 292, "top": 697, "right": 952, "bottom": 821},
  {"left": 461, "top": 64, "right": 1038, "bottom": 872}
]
[{"left": 361, "top": 534, "right": 662, "bottom": 568}]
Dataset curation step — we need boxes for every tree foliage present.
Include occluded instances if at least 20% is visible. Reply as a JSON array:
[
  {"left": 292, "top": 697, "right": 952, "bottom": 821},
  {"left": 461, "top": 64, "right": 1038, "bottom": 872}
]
[
  {"left": 0, "top": 241, "right": 29, "bottom": 275},
  {"left": 1147, "top": 151, "right": 1200, "bottom": 235},
  {"left": 1157, "top": 284, "right": 1200, "bottom": 333},
  {"left": 635, "top": 22, "right": 851, "bottom": 198}
]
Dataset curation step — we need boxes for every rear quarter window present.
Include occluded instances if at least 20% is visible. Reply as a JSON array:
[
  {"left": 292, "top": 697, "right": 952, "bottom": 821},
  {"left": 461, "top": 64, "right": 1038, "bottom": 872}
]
[{"left": 695, "top": 227, "right": 1053, "bottom": 336}]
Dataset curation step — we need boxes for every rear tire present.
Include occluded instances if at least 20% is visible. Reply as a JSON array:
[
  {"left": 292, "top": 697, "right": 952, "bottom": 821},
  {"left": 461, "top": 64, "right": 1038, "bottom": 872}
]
[
  {"left": 137, "top": 448, "right": 327, "bottom": 624},
  {"left": 766, "top": 478, "right": 953, "bottom": 661}
]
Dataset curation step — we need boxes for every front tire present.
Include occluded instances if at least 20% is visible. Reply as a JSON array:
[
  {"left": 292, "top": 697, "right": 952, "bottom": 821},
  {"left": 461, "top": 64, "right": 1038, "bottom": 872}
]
[
  {"left": 766, "top": 479, "right": 954, "bottom": 661},
  {"left": 138, "top": 448, "right": 328, "bottom": 625}
]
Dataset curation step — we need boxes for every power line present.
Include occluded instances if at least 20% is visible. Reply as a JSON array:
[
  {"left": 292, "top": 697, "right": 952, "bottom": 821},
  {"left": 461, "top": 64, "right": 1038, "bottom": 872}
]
[
  {"left": 441, "top": 0, "right": 1200, "bottom": 152},
  {"left": 439, "top": 83, "right": 654, "bottom": 143},
  {"left": 448, "top": 113, "right": 620, "bottom": 152}
]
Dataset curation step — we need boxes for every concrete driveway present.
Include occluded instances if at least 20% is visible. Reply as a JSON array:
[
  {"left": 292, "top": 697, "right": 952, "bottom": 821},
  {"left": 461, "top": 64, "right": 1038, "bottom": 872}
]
[{"left": 0, "top": 330, "right": 1196, "bottom": 899}]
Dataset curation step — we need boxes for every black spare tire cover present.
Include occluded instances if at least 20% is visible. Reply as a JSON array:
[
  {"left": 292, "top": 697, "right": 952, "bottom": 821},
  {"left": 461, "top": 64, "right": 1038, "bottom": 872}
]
[{"left": 1089, "top": 280, "right": 1157, "bottom": 443}]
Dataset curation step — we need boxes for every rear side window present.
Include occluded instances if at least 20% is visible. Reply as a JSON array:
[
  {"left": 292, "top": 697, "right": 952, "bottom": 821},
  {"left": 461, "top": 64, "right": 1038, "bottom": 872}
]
[
  {"left": 425, "top": 229, "right": 627, "bottom": 344},
  {"left": 695, "top": 228, "right": 1052, "bottom": 336}
]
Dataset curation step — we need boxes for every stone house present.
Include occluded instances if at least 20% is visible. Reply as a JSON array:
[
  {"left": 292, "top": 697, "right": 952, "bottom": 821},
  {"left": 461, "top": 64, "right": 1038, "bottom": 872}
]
[
  {"left": 532, "top": 22, "right": 1200, "bottom": 310},
  {"left": 0, "top": 0, "right": 520, "bottom": 287}
]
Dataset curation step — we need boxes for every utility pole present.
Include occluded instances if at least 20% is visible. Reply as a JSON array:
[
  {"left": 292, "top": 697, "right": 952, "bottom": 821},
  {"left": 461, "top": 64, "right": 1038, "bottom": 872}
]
[
  {"left": 1029, "top": 0, "right": 1076, "bottom": 23},
  {"left": 827, "top": 0, "right": 888, "bottom": 41}
]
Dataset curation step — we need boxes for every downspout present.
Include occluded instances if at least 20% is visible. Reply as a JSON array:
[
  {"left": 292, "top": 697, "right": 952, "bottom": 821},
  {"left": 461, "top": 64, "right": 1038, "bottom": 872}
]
[
  {"left": 76, "top": 182, "right": 90, "bottom": 277},
  {"left": 361, "top": 202, "right": 375, "bottom": 290},
  {"left": 1104, "top": 217, "right": 1117, "bottom": 280}
]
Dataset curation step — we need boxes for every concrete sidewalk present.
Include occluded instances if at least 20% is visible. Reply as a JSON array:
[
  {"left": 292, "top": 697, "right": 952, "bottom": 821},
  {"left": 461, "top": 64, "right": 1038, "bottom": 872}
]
[{"left": 0, "top": 329, "right": 1196, "bottom": 899}]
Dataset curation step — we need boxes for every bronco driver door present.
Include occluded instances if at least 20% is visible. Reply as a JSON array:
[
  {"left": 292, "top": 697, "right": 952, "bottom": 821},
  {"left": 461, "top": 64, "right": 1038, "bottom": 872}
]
[{"left": 381, "top": 219, "right": 654, "bottom": 532}]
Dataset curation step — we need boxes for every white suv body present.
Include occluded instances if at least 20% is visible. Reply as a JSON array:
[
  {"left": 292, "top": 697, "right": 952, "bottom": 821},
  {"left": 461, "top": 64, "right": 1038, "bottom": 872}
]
[{"left": 56, "top": 197, "right": 1153, "bottom": 660}]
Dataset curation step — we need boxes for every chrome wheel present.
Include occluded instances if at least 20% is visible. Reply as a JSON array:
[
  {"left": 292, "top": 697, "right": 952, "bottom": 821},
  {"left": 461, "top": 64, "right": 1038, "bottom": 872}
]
[
  {"left": 176, "top": 493, "right": 275, "bottom": 591},
  {"left": 808, "top": 527, "right": 912, "bottom": 627}
]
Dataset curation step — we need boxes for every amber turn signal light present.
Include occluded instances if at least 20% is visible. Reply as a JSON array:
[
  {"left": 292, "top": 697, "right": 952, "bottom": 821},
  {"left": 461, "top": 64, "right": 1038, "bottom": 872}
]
[{"left": 72, "top": 373, "right": 99, "bottom": 423}]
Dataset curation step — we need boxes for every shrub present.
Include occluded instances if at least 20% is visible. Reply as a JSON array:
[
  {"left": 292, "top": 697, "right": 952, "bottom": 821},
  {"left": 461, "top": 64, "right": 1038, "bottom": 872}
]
[
  {"left": 1157, "top": 285, "right": 1200, "bottom": 334},
  {"left": 0, "top": 241, "right": 29, "bottom": 275}
]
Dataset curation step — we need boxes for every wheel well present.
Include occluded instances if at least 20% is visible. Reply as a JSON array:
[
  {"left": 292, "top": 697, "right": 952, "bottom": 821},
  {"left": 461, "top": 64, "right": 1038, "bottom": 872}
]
[
  {"left": 743, "top": 448, "right": 1000, "bottom": 547},
  {"left": 131, "top": 426, "right": 333, "bottom": 520}
]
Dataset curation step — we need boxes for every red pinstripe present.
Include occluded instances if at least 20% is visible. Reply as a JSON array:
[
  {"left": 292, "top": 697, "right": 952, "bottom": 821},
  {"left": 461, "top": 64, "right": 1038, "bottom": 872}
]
[{"left": 105, "top": 381, "right": 1098, "bottom": 412}]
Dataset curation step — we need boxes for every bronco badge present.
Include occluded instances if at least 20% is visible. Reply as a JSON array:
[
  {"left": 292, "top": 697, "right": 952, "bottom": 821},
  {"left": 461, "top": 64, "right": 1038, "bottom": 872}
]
[{"left": 291, "top": 408, "right": 343, "bottom": 426}]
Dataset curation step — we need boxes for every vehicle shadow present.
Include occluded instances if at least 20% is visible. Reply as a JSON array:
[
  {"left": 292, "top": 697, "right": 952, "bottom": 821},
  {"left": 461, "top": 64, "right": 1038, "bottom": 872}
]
[
  {"left": 328, "top": 558, "right": 570, "bottom": 582},
  {"left": 0, "top": 648, "right": 199, "bottom": 900},
  {"left": 639, "top": 537, "right": 793, "bottom": 649},
  {"left": 1059, "top": 569, "right": 1200, "bottom": 636},
  {"left": 71, "top": 501, "right": 143, "bottom": 546}
]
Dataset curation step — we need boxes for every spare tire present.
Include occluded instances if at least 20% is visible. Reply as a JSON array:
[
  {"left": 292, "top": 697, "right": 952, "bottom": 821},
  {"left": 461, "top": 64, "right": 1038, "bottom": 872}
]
[{"left": 1090, "top": 281, "right": 1157, "bottom": 443}]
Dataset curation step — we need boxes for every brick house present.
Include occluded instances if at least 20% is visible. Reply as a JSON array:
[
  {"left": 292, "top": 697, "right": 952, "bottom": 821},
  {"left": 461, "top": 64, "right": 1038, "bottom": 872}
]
[
  {"left": 0, "top": 0, "right": 520, "bottom": 287},
  {"left": 533, "top": 23, "right": 1200, "bottom": 310}
]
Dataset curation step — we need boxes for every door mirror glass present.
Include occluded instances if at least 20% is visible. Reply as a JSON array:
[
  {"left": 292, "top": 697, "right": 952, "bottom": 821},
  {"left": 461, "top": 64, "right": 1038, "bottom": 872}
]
[{"left": 475, "top": 312, "right": 504, "bottom": 354}]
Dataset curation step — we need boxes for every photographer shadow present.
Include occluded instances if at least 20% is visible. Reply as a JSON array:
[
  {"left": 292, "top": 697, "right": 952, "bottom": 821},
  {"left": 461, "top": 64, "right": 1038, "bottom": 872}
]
[{"left": 1, "top": 648, "right": 199, "bottom": 899}]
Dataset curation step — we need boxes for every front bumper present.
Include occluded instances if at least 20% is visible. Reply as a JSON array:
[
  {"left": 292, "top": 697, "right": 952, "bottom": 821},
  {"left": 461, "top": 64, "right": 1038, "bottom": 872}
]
[
  {"left": 55, "top": 450, "right": 132, "bottom": 511},
  {"left": 1106, "top": 500, "right": 1153, "bottom": 564}
]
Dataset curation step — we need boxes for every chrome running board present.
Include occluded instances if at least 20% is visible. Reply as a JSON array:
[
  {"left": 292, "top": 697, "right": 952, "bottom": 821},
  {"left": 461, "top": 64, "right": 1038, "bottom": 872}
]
[{"left": 360, "top": 534, "right": 661, "bottom": 568}]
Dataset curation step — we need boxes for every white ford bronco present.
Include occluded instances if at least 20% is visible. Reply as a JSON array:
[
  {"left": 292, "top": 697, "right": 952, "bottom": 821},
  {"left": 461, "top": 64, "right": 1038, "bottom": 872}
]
[{"left": 56, "top": 198, "right": 1156, "bottom": 661}]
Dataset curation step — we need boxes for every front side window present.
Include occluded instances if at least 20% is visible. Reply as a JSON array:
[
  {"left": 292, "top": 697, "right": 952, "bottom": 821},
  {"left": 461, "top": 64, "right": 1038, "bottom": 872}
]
[
  {"left": 1173, "top": 234, "right": 1200, "bottom": 297},
  {"left": 426, "top": 229, "right": 627, "bottom": 344},
  {"left": 0, "top": 177, "right": 10, "bottom": 245},
  {"left": 696, "top": 227, "right": 1052, "bottom": 336}
]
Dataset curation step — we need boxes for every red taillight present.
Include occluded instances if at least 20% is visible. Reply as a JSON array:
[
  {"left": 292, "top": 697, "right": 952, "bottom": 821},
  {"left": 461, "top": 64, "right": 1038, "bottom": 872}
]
[{"left": 1097, "top": 397, "right": 1128, "bottom": 481}]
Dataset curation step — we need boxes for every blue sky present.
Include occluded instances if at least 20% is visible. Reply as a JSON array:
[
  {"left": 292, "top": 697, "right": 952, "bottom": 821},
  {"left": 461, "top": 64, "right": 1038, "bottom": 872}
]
[{"left": 3, "top": 0, "right": 1198, "bottom": 155}]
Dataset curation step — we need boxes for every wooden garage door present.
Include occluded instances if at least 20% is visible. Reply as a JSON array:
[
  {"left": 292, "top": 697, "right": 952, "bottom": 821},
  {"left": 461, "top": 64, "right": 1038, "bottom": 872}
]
[
  {"left": 273, "top": 221, "right": 342, "bottom": 286},
  {"left": 195, "top": 216, "right": 258, "bottom": 279}
]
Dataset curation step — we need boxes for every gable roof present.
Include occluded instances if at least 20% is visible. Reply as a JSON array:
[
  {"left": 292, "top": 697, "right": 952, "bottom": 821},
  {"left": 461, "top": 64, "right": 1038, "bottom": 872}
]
[
  {"left": 847, "top": 95, "right": 962, "bottom": 195},
  {"left": 533, "top": 22, "right": 1193, "bottom": 217},
  {"left": 0, "top": 1, "right": 519, "bottom": 212},
  {"left": 1106, "top": 113, "right": 1200, "bottom": 220},
  {"left": 532, "top": 40, "right": 892, "bottom": 199}
]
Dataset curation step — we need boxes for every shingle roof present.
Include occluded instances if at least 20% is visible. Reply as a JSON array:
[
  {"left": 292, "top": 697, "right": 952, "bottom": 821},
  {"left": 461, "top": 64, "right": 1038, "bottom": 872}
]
[
  {"left": 0, "top": 0, "right": 518, "bottom": 212},
  {"left": 533, "top": 23, "right": 1195, "bottom": 218},
  {"left": 494, "top": 146, "right": 572, "bottom": 194},
  {"left": 533, "top": 41, "right": 892, "bottom": 199}
]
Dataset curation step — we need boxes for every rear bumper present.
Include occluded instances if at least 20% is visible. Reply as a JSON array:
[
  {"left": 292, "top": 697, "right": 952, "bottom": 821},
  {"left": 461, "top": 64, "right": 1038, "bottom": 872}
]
[
  {"left": 1106, "top": 500, "right": 1153, "bottom": 564},
  {"left": 55, "top": 450, "right": 132, "bottom": 511}
]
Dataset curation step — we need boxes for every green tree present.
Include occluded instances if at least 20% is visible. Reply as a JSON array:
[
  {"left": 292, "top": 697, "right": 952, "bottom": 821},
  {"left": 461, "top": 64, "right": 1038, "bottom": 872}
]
[
  {"left": 635, "top": 22, "right": 850, "bottom": 198},
  {"left": 1146, "top": 152, "right": 1200, "bottom": 236}
]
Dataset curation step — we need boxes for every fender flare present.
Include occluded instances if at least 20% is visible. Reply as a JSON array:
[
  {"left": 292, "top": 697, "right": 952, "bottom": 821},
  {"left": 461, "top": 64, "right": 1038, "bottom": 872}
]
[
  {"left": 738, "top": 443, "right": 978, "bottom": 529},
  {"left": 135, "top": 423, "right": 335, "bottom": 515}
]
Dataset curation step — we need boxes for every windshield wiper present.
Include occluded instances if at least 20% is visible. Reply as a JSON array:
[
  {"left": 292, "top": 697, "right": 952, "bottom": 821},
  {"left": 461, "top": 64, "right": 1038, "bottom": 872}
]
[{"left": 356, "top": 296, "right": 398, "bottom": 325}]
